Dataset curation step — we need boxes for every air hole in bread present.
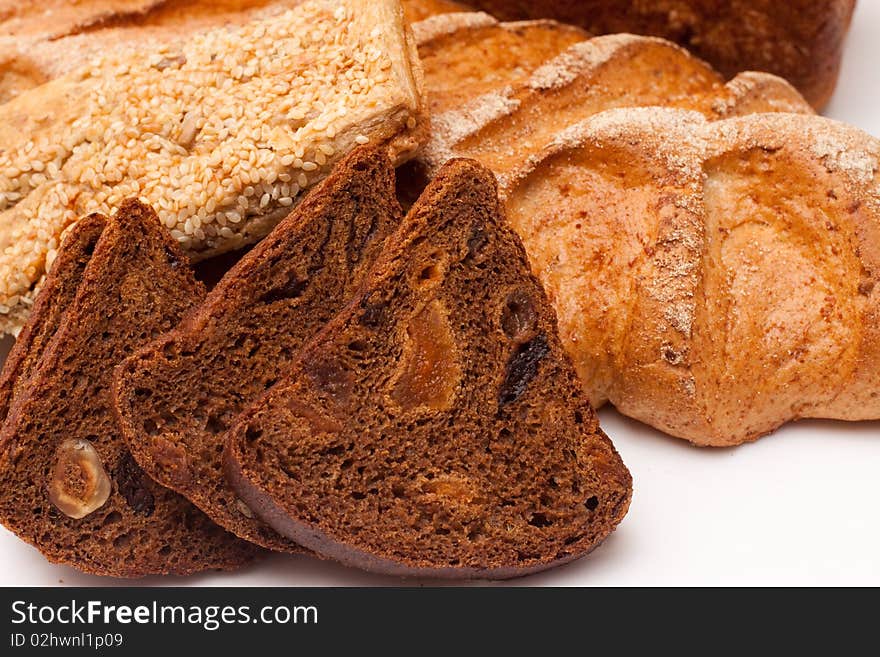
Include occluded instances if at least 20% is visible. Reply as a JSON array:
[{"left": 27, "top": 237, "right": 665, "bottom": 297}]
[
  {"left": 528, "top": 513, "right": 553, "bottom": 528},
  {"left": 205, "top": 414, "right": 226, "bottom": 434},
  {"left": 585, "top": 496, "right": 599, "bottom": 510}
]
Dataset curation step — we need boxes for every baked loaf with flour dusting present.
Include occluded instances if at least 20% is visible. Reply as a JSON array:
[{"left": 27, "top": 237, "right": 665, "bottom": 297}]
[
  {"left": 410, "top": 12, "right": 813, "bottom": 189},
  {"left": 453, "top": 0, "right": 855, "bottom": 109},
  {"left": 0, "top": 0, "right": 426, "bottom": 335},
  {"left": 502, "top": 109, "right": 880, "bottom": 446},
  {"left": 225, "top": 158, "right": 632, "bottom": 577}
]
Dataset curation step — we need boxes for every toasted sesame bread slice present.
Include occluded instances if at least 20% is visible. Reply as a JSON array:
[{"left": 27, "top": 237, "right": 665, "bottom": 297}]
[
  {"left": 0, "top": 215, "right": 105, "bottom": 423},
  {"left": 502, "top": 108, "right": 880, "bottom": 445},
  {"left": 225, "top": 159, "right": 632, "bottom": 578},
  {"left": 415, "top": 30, "right": 813, "bottom": 188},
  {"left": 0, "top": 200, "right": 258, "bottom": 576},
  {"left": 0, "top": 0, "right": 426, "bottom": 336},
  {"left": 114, "top": 147, "right": 401, "bottom": 552}
]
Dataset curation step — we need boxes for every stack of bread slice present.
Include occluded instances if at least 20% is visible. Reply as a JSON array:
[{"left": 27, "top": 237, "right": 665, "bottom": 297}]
[{"left": 0, "top": 146, "right": 632, "bottom": 577}]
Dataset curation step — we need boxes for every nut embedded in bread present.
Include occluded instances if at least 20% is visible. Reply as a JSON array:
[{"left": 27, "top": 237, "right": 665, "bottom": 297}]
[
  {"left": 113, "top": 146, "right": 401, "bottom": 552},
  {"left": 0, "top": 199, "right": 258, "bottom": 576},
  {"left": 224, "top": 158, "right": 632, "bottom": 578},
  {"left": 0, "top": 0, "right": 427, "bottom": 336},
  {"left": 503, "top": 108, "right": 880, "bottom": 446}
]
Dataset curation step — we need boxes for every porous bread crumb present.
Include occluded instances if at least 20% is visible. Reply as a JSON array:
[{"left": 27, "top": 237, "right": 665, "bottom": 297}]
[{"left": 0, "top": 0, "right": 424, "bottom": 333}]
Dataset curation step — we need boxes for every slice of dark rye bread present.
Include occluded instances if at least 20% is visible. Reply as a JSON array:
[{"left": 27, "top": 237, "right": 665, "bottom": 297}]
[
  {"left": 0, "top": 200, "right": 258, "bottom": 577},
  {"left": 0, "top": 215, "right": 106, "bottom": 422},
  {"left": 224, "top": 159, "right": 633, "bottom": 579},
  {"left": 113, "top": 147, "right": 401, "bottom": 552}
]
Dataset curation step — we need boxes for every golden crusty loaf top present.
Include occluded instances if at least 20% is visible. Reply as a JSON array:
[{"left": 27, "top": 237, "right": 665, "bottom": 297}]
[
  {"left": 456, "top": 0, "right": 856, "bottom": 109},
  {"left": 503, "top": 108, "right": 880, "bottom": 446},
  {"left": 410, "top": 12, "right": 813, "bottom": 191},
  {"left": 0, "top": 0, "right": 426, "bottom": 336}
]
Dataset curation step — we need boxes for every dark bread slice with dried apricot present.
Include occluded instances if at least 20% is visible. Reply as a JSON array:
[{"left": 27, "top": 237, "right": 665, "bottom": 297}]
[
  {"left": 0, "top": 214, "right": 106, "bottom": 422},
  {"left": 225, "top": 158, "right": 632, "bottom": 578},
  {"left": 113, "top": 147, "right": 401, "bottom": 552},
  {"left": 0, "top": 200, "right": 258, "bottom": 577}
]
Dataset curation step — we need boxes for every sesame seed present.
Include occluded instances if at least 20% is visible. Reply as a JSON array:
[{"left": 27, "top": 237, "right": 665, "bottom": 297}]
[{"left": 0, "top": 0, "right": 423, "bottom": 331}]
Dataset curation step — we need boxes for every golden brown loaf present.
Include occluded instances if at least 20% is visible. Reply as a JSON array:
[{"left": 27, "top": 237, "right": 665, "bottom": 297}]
[
  {"left": 502, "top": 109, "right": 880, "bottom": 446},
  {"left": 452, "top": 0, "right": 856, "bottom": 109},
  {"left": 410, "top": 13, "right": 813, "bottom": 189},
  {"left": 224, "top": 158, "right": 632, "bottom": 577},
  {"left": 0, "top": 0, "right": 426, "bottom": 336}
]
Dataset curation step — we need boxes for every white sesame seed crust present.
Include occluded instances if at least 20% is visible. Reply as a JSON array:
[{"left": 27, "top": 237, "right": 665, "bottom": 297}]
[{"left": 0, "top": 0, "right": 426, "bottom": 334}]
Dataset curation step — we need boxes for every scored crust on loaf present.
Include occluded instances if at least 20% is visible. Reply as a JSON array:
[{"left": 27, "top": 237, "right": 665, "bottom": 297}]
[
  {"left": 412, "top": 24, "right": 814, "bottom": 189},
  {"left": 0, "top": 0, "right": 427, "bottom": 336},
  {"left": 503, "top": 108, "right": 880, "bottom": 446},
  {"left": 413, "top": 12, "right": 589, "bottom": 117},
  {"left": 0, "top": 215, "right": 105, "bottom": 421},
  {"left": 113, "top": 147, "right": 401, "bottom": 552},
  {"left": 0, "top": 199, "right": 258, "bottom": 576},
  {"left": 225, "top": 158, "right": 632, "bottom": 578},
  {"left": 458, "top": 0, "right": 856, "bottom": 109}
]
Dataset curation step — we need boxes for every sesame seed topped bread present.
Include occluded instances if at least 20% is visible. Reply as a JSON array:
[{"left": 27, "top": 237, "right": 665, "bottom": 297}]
[
  {"left": 0, "top": 0, "right": 426, "bottom": 336},
  {"left": 0, "top": 1, "right": 293, "bottom": 103},
  {"left": 449, "top": 0, "right": 856, "bottom": 109},
  {"left": 225, "top": 158, "right": 632, "bottom": 578},
  {"left": 502, "top": 108, "right": 880, "bottom": 446},
  {"left": 113, "top": 147, "right": 401, "bottom": 552},
  {"left": 0, "top": 199, "right": 257, "bottom": 576},
  {"left": 410, "top": 13, "right": 813, "bottom": 190}
]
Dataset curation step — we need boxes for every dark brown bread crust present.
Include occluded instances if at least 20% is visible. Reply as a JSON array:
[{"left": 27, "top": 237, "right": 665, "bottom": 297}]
[
  {"left": 0, "top": 200, "right": 257, "bottom": 577},
  {"left": 461, "top": 0, "right": 855, "bottom": 109},
  {"left": 0, "top": 215, "right": 106, "bottom": 422},
  {"left": 113, "top": 147, "right": 401, "bottom": 552},
  {"left": 225, "top": 158, "right": 632, "bottom": 579}
]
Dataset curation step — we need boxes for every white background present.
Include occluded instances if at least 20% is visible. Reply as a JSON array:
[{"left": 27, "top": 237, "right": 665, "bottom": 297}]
[{"left": 1, "top": 3, "right": 879, "bottom": 587}]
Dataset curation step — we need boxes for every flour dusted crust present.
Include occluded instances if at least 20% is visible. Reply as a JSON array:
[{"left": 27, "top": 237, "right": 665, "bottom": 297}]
[
  {"left": 0, "top": 0, "right": 427, "bottom": 336},
  {"left": 413, "top": 16, "right": 813, "bottom": 188},
  {"left": 503, "top": 108, "right": 880, "bottom": 446},
  {"left": 458, "top": 0, "right": 855, "bottom": 109}
]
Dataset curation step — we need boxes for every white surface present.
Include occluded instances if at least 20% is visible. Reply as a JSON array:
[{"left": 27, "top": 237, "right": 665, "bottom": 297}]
[{"left": 2, "top": 3, "right": 880, "bottom": 587}]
